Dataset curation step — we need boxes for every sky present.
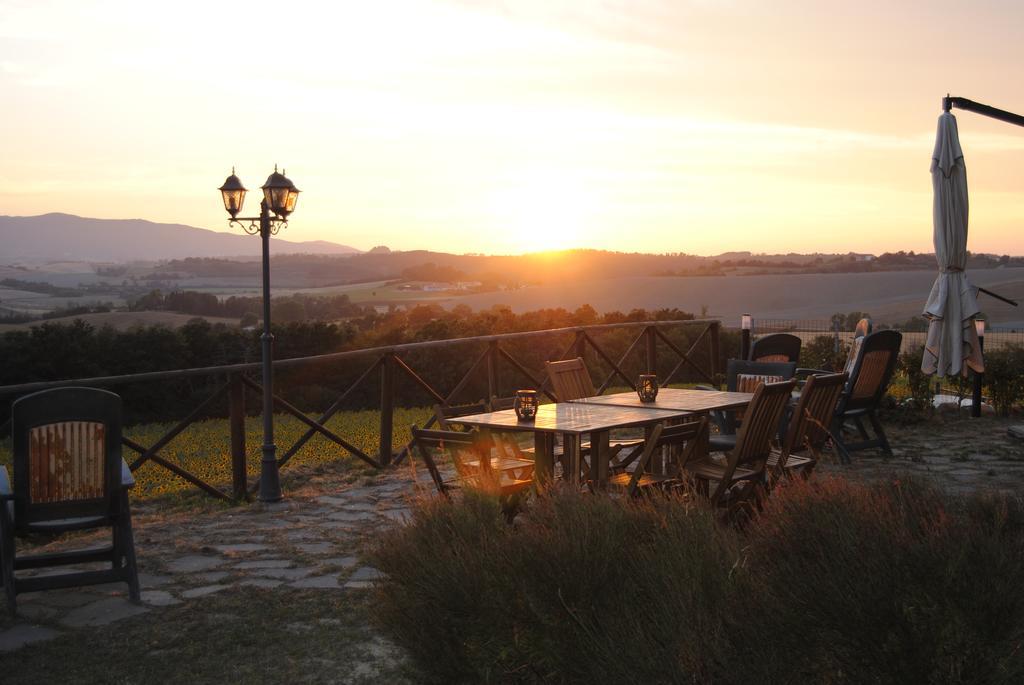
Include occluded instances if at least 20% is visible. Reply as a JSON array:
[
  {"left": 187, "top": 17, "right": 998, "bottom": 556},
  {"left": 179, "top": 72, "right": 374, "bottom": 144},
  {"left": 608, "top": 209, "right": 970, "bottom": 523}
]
[{"left": 1, "top": 0, "right": 1023, "bottom": 256}]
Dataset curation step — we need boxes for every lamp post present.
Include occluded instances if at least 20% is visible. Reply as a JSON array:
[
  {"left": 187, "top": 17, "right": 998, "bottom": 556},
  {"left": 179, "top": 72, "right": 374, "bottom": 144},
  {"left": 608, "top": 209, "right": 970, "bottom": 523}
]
[
  {"left": 740, "top": 313, "right": 752, "bottom": 360},
  {"left": 218, "top": 166, "right": 300, "bottom": 502}
]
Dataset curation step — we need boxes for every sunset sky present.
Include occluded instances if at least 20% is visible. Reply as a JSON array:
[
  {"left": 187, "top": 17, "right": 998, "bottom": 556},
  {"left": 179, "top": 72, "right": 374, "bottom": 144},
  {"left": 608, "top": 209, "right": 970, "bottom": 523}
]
[{"left": 1, "top": 0, "right": 1022, "bottom": 256}]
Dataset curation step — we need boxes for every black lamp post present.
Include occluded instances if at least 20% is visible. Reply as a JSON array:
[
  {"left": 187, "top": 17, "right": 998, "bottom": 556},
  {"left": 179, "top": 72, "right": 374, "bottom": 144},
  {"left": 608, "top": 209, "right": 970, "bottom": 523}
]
[{"left": 218, "top": 166, "right": 300, "bottom": 502}]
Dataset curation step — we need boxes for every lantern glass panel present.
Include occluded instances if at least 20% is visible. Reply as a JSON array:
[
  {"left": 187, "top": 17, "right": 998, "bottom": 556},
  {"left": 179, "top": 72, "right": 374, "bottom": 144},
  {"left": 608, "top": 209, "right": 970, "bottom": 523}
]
[
  {"left": 514, "top": 389, "right": 538, "bottom": 421},
  {"left": 221, "top": 188, "right": 246, "bottom": 217},
  {"left": 637, "top": 374, "right": 659, "bottom": 402},
  {"left": 264, "top": 186, "right": 291, "bottom": 216}
]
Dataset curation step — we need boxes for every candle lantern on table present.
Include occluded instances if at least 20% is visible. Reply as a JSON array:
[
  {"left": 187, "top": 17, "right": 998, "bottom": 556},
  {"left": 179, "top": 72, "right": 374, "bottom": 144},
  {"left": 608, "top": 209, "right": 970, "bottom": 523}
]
[
  {"left": 514, "top": 390, "right": 539, "bottom": 421},
  {"left": 637, "top": 374, "right": 659, "bottom": 402}
]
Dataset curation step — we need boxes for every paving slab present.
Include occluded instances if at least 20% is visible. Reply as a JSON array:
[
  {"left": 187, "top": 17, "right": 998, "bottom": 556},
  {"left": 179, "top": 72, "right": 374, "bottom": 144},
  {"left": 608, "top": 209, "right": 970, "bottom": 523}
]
[
  {"left": 239, "top": 578, "right": 284, "bottom": 589},
  {"left": 213, "top": 543, "right": 270, "bottom": 555},
  {"left": 197, "top": 571, "right": 231, "bottom": 583},
  {"left": 254, "top": 567, "right": 317, "bottom": 581},
  {"left": 60, "top": 597, "right": 149, "bottom": 628},
  {"left": 35, "top": 590, "right": 101, "bottom": 609},
  {"left": 324, "top": 556, "right": 360, "bottom": 569},
  {"left": 291, "top": 575, "right": 341, "bottom": 589},
  {"left": 328, "top": 511, "right": 377, "bottom": 523},
  {"left": 295, "top": 542, "right": 334, "bottom": 555},
  {"left": 235, "top": 559, "right": 293, "bottom": 570},
  {"left": 165, "top": 555, "right": 226, "bottom": 573},
  {"left": 141, "top": 590, "right": 183, "bottom": 607},
  {"left": 0, "top": 624, "right": 62, "bottom": 652},
  {"left": 181, "top": 585, "right": 230, "bottom": 599},
  {"left": 347, "top": 566, "right": 384, "bottom": 582}
]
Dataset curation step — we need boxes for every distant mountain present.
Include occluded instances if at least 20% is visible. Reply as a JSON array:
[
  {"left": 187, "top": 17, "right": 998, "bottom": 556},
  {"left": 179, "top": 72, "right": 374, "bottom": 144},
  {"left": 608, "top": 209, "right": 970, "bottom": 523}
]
[{"left": 0, "top": 214, "right": 361, "bottom": 262}]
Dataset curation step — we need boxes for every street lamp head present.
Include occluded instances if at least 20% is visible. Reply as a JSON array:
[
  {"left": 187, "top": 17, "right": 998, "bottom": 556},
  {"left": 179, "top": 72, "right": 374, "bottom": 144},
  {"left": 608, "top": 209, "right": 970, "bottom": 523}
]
[
  {"left": 262, "top": 165, "right": 300, "bottom": 218},
  {"left": 218, "top": 168, "right": 247, "bottom": 219}
]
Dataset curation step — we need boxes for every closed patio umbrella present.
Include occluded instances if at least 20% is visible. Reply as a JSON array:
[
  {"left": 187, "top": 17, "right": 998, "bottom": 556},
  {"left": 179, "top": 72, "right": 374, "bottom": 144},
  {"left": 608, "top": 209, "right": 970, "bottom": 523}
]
[{"left": 921, "top": 111, "right": 983, "bottom": 377}]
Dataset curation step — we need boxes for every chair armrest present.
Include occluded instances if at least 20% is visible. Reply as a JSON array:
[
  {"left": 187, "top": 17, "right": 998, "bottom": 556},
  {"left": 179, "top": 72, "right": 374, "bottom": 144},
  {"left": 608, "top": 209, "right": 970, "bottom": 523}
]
[
  {"left": 795, "top": 367, "right": 830, "bottom": 377},
  {"left": 693, "top": 384, "right": 718, "bottom": 392},
  {"left": 121, "top": 459, "right": 136, "bottom": 488}
]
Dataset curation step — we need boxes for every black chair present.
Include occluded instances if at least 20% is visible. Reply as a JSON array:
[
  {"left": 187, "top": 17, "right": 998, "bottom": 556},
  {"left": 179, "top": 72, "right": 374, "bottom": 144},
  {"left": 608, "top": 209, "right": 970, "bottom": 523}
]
[
  {"left": 1, "top": 387, "right": 140, "bottom": 614},
  {"left": 707, "top": 359, "right": 797, "bottom": 453},
  {"left": 749, "top": 333, "right": 802, "bottom": 363},
  {"left": 830, "top": 330, "right": 902, "bottom": 462}
]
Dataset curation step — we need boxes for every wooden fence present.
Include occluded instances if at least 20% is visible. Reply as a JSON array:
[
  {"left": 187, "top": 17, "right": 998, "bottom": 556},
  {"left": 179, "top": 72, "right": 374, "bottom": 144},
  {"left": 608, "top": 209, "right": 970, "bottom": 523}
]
[{"left": 0, "top": 319, "right": 721, "bottom": 502}]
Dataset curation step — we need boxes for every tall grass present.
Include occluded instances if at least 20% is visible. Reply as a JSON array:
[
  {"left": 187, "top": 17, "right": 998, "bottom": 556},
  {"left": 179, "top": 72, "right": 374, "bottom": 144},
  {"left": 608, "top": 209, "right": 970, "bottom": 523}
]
[{"left": 371, "top": 479, "right": 1024, "bottom": 684}]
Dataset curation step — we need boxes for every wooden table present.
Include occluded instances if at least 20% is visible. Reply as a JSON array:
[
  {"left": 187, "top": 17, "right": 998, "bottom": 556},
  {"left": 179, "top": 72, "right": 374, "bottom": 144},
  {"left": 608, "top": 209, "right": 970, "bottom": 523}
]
[
  {"left": 449, "top": 403, "right": 689, "bottom": 486},
  {"left": 569, "top": 387, "right": 753, "bottom": 414}
]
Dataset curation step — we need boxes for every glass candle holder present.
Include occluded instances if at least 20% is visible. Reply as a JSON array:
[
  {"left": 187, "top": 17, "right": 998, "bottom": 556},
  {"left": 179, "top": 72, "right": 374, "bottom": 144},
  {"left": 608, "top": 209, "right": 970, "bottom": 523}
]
[
  {"left": 637, "top": 374, "right": 659, "bottom": 402},
  {"left": 514, "top": 389, "right": 539, "bottom": 421}
]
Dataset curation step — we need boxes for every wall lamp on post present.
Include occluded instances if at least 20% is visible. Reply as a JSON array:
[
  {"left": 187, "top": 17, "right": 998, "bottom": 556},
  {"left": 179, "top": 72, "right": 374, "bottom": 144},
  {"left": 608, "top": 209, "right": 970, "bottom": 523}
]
[
  {"left": 740, "top": 313, "right": 752, "bottom": 361},
  {"left": 218, "top": 166, "right": 300, "bottom": 503}
]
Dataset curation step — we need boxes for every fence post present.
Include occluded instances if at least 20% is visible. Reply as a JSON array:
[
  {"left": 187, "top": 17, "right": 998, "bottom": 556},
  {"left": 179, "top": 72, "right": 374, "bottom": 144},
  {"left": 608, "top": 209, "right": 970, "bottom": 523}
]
[
  {"left": 710, "top": 321, "right": 721, "bottom": 384},
  {"left": 228, "top": 372, "right": 248, "bottom": 501},
  {"left": 573, "top": 329, "right": 586, "bottom": 359},
  {"left": 645, "top": 326, "right": 657, "bottom": 375},
  {"left": 487, "top": 341, "right": 500, "bottom": 402},
  {"left": 379, "top": 352, "right": 395, "bottom": 466}
]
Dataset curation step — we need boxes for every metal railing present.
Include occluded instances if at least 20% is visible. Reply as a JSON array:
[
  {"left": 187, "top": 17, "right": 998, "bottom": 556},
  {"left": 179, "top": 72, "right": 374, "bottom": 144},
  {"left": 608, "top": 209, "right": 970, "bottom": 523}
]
[{"left": 0, "top": 319, "right": 721, "bottom": 502}]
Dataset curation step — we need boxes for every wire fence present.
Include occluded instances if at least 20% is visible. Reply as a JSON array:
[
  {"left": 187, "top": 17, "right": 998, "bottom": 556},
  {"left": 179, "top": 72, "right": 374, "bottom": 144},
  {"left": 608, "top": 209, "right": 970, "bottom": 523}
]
[{"left": 743, "top": 318, "right": 1024, "bottom": 353}]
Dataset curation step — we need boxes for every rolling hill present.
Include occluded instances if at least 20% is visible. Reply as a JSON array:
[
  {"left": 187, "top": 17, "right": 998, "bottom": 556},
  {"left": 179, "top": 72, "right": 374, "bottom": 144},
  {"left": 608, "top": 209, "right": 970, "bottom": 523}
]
[{"left": 0, "top": 213, "right": 360, "bottom": 262}]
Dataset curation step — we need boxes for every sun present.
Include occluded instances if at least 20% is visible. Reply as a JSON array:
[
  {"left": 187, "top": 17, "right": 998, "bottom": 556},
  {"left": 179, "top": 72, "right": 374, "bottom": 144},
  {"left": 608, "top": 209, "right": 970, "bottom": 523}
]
[{"left": 487, "top": 174, "right": 593, "bottom": 254}]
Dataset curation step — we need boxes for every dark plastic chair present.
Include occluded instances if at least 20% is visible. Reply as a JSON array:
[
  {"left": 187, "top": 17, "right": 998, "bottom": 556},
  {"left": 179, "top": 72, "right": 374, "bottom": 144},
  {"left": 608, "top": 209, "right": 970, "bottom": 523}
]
[
  {"left": 749, "top": 333, "right": 802, "bottom": 363},
  {"left": 707, "top": 360, "right": 797, "bottom": 453},
  {"left": 1, "top": 387, "right": 140, "bottom": 614},
  {"left": 830, "top": 330, "right": 902, "bottom": 463}
]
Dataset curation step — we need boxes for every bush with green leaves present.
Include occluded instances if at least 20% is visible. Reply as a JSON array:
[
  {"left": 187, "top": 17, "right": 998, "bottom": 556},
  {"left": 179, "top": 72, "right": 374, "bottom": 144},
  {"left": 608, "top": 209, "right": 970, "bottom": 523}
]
[
  {"left": 372, "top": 479, "right": 1024, "bottom": 684},
  {"left": 801, "top": 333, "right": 848, "bottom": 372},
  {"left": 898, "top": 345, "right": 935, "bottom": 411},
  {"left": 984, "top": 344, "right": 1024, "bottom": 416}
]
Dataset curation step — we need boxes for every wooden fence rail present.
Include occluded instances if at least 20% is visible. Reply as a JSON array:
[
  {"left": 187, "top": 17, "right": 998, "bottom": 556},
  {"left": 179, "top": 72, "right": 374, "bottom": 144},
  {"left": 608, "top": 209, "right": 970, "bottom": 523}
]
[{"left": 0, "top": 318, "right": 721, "bottom": 501}]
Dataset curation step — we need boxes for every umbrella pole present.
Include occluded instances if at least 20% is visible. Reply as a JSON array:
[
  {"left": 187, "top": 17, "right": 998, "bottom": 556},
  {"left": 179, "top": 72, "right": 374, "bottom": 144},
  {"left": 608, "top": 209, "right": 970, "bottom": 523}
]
[{"left": 943, "top": 96, "right": 1024, "bottom": 128}]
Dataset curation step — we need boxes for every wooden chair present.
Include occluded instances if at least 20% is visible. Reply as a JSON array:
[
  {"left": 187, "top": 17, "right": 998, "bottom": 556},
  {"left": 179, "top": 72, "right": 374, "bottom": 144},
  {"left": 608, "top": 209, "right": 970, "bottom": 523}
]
[
  {"left": 749, "top": 333, "right": 802, "bottom": 363},
  {"left": 544, "top": 358, "right": 644, "bottom": 477},
  {"left": 830, "top": 330, "right": 902, "bottom": 463},
  {"left": 767, "top": 372, "right": 847, "bottom": 479},
  {"left": 707, "top": 359, "right": 797, "bottom": 453},
  {"left": 607, "top": 418, "right": 709, "bottom": 497},
  {"left": 681, "top": 380, "right": 796, "bottom": 515},
  {"left": 410, "top": 425, "right": 532, "bottom": 518},
  {"left": 544, "top": 357, "right": 597, "bottom": 401},
  {"left": 1, "top": 387, "right": 140, "bottom": 614},
  {"left": 433, "top": 403, "right": 534, "bottom": 479}
]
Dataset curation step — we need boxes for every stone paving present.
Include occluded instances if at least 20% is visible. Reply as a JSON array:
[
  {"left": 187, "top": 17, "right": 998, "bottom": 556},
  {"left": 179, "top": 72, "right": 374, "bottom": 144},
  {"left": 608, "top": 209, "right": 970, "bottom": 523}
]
[{"left": 0, "top": 414, "right": 1021, "bottom": 657}]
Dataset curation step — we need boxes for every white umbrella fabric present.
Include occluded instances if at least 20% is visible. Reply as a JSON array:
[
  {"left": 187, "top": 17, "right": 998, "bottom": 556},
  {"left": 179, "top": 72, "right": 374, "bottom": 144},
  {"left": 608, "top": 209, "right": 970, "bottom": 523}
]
[{"left": 922, "top": 111, "right": 983, "bottom": 377}]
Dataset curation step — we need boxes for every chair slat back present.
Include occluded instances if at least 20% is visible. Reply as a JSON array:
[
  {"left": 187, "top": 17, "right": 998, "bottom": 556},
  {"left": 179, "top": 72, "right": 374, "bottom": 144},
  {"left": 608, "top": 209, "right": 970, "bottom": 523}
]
[
  {"left": 749, "top": 333, "right": 802, "bottom": 364},
  {"left": 545, "top": 357, "right": 596, "bottom": 401},
  {"left": 410, "top": 425, "right": 492, "bottom": 496},
  {"left": 29, "top": 421, "right": 107, "bottom": 504},
  {"left": 840, "top": 330, "right": 902, "bottom": 413},
  {"left": 12, "top": 387, "right": 123, "bottom": 528},
  {"left": 779, "top": 373, "right": 847, "bottom": 467},
  {"left": 730, "top": 380, "right": 796, "bottom": 469}
]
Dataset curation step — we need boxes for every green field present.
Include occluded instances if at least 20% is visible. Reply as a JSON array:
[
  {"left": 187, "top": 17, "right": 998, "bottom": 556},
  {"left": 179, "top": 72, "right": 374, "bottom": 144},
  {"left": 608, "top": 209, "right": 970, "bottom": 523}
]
[{"left": 0, "top": 407, "right": 435, "bottom": 502}]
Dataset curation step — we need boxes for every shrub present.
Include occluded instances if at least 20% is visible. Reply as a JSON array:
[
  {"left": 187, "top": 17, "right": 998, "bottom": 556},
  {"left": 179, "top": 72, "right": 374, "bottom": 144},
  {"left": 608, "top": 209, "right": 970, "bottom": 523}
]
[
  {"left": 984, "top": 345, "right": 1024, "bottom": 416},
  {"left": 898, "top": 345, "right": 935, "bottom": 412},
  {"left": 801, "top": 334, "right": 848, "bottom": 372},
  {"left": 371, "top": 479, "right": 1024, "bottom": 683}
]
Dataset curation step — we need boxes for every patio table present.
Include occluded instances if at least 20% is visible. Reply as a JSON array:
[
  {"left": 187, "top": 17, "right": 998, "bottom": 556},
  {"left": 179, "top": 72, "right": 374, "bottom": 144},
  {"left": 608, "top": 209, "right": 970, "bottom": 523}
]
[
  {"left": 568, "top": 387, "right": 753, "bottom": 413},
  {"left": 449, "top": 402, "right": 688, "bottom": 487},
  {"left": 569, "top": 388, "right": 755, "bottom": 473}
]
